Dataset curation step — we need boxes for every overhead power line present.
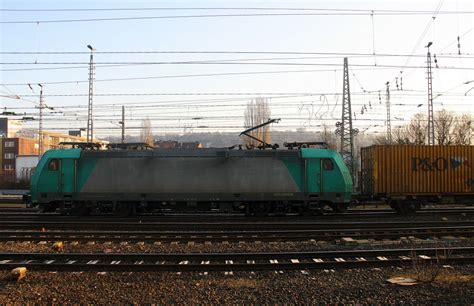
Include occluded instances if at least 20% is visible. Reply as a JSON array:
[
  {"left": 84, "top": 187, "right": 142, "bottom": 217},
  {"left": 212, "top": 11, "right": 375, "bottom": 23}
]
[
  {"left": 1, "top": 50, "right": 473, "bottom": 58},
  {"left": 0, "top": 60, "right": 404, "bottom": 65},
  {"left": 19, "top": 102, "right": 470, "bottom": 113},
  {"left": 2, "top": 11, "right": 474, "bottom": 24},
  {"left": 0, "top": 68, "right": 410, "bottom": 86},
  {"left": 1, "top": 61, "right": 473, "bottom": 71},
  {"left": 1, "top": 7, "right": 473, "bottom": 13},
  {"left": 9, "top": 91, "right": 470, "bottom": 98}
]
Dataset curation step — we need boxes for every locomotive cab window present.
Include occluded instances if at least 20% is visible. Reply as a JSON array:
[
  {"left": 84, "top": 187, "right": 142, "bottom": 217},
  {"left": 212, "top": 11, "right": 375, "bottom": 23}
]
[
  {"left": 322, "top": 159, "right": 334, "bottom": 171},
  {"left": 48, "top": 159, "right": 59, "bottom": 171}
]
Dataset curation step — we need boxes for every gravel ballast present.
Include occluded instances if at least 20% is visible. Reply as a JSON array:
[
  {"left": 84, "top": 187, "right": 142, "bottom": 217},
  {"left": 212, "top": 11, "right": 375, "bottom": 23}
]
[
  {"left": 0, "top": 237, "right": 471, "bottom": 254},
  {"left": 1, "top": 209, "right": 472, "bottom": 303},
  {"left": 0, "top": 266, "right": 472, "bottom": 303}
]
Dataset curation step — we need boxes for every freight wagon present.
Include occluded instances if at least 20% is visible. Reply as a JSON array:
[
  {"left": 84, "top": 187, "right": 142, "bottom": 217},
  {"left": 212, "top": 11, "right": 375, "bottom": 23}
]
[
  {"left": 360, "top": 145, "right": 474, "bottom": 212},
  {"left": 28, "top": 146, "right": 353, "bottom": 216}
]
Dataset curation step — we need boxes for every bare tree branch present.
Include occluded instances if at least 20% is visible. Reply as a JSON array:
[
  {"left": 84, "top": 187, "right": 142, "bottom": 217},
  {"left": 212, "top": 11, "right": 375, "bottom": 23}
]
[
  {"left": 453, "top": 113, "right": 473, "bottom": 145},
  {"left": 406, "top": 113, "right": 427, "bottom": 145},
  {"left": 243, "top": 97, "right": 271, "bottom": 147},
  {"left": 320, "top": 123, "right": 337, "bottom": 149},
  {"left": 140, "top": 118, "right": 154, "bottom": 147},
  {"left": 434, "top": 109, "right": 455, "bottom": 145}
]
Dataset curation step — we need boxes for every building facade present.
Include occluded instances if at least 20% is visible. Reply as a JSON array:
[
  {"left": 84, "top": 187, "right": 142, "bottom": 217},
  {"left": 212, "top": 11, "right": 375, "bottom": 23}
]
[
  {"left": 0, "top": 118, "right": 23, "bottom": 138},
  {"left": 0, "top": 119, "right": 108, "bottom": 184},
  {"left": 1, "top": 137, "right": 38, "bottom": 183}
]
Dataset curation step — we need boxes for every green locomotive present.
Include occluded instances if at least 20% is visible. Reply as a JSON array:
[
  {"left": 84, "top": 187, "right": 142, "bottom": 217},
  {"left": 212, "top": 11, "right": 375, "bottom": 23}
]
[{"left": 28, "top": 145, "right": 353, "bottom": 216}]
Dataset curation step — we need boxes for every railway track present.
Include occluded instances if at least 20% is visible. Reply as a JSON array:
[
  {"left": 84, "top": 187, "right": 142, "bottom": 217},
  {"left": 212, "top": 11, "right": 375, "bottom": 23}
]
[
  {"left": 0, "top": 247, "right": 472, "bottom": 272},
  {"left": 0, "top": 219, "right": 473, "bottom": 231},
  {"left": 0, "top": 207, "right": 472, "bottom": 217},
  {"left": 0, "top": 225, "right": 472, "bottom": 243}
]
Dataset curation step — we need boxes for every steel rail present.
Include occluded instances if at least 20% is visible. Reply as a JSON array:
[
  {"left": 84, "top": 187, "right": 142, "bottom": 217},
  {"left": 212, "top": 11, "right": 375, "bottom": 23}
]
[
  {"left": 0, "top": 207, "right": 473, "bottom": 217},
  {"left": 0, "top": 220, "right": 473, "bottom": 231},
  {"left": 0, "top": 226, "right": 472, "bottom": 242},
  {"left": 0, "top": 247, "right": 472, "bottom": 272}
]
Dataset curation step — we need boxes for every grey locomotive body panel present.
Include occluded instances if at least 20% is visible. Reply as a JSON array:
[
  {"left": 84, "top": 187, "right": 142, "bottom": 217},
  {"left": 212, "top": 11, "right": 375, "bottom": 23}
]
[{"left": 81, "top": 156, "right": 300, "bottom": 194}]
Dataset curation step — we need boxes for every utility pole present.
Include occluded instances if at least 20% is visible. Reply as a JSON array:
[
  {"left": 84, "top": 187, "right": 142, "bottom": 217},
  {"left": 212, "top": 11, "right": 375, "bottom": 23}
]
[
  {"left": 426, "top": 41, "right": 435, "bottom": 145},
  {"left": 38, "top": 83, "right": 44, "bottom": 155},
  {"left": 119, "top": 105, "right": 125, "bottom": 143},
  {"left": 335, "top": 57, "right": 358, "bottom": 179},
  {"left": 385, "top": 81, "right": 392, "bottom": 142},
  {"left": 86, "top": 45, "right": 95, "bottom": 143}
]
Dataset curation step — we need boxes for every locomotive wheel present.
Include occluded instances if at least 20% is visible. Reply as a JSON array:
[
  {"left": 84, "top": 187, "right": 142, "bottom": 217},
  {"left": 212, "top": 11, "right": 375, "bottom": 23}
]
[{"left": 252, "top": 202, "right": 271, "bottom": 217}]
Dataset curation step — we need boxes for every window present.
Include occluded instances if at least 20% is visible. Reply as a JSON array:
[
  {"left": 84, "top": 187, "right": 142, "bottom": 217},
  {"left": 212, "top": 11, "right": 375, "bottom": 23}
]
[
  {"left": 4, "top": 153, "right": 15, "bottom": 159},
  {"left": 4, "top": 164, "right": 14, "bottom": 170},
  {"left": 48, "top": 159, "right": 59, "bottom": 171},
  {"left": 4, "top": 141, "right": 14, "bottom": 148},
  {"left": 322, "top": 158, "right": 334, "bottom": 171}
]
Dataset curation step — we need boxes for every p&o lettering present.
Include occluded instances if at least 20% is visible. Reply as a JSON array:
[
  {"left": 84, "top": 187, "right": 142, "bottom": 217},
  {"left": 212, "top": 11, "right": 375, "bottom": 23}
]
[{"left": 412, "top": 157, "right": 448, "bottom": 171}]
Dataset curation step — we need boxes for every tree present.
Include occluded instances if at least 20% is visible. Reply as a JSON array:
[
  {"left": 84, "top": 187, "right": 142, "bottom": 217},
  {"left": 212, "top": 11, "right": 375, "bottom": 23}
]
[
  {"left": 140, "top": 118, "right": 154, "bottom": 147},
  {"left": 406, "top": 113, "right": 427, "bottom": 144},
  {"left": 434, "top": 109, "right": 455, "bottom": 145},
  {"left": 373, "top": 134, "right": 393, "bottom": 145},
  {"left": 392, "top": 126, "right": 410, "bottom": 144},
  {"left": 243, "top": 97, "right": 271, "bottom": 147},
  {"left": 452, "top": 114, "right": 473, "bottom": 145},
  {"left": 371, "top": 111, "right": 472, "bottom": 146}
]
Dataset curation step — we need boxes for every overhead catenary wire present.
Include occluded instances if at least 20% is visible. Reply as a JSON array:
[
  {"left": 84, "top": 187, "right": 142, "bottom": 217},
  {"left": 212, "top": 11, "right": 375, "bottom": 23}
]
[
  {"left": 370, "top": 1, "right": 445, "bottom": 101},
  {"left": 0, "top": 69, "right": 365, "bottom": 85},
  {"left": 2, "top": 8, "right": 474, "bottom": 24},
  {"left": 9, "top": 100, "right": 471, "bottom": 112},
  {"left": 2, "top": 50, "right": 474, "bottom": 58},
  {"left": 2, "top": 10, "right": 474, "bottom": 24},
  {"left": 1, "top": 6, "right": 471, "bottom": 138},
  {"left": 9, "top": 91, "right": 471, "bottom": 97},
  {"left": 1, "top": 7, "right": 473, "bottom": 13},
  {"left": 1, "top": 63, "right": 473, "bottom": 87},
  {"left": 2, "top": 61, "right": 473, "bottom": 71},
  {"left": 0, "top": 55, "right": 390, "bottom": 72}
]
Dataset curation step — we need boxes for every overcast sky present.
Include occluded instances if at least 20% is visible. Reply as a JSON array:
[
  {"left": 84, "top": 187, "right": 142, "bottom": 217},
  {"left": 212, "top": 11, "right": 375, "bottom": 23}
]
[{"left": 1, "top": 0, "right": 473, "bottom": 137}]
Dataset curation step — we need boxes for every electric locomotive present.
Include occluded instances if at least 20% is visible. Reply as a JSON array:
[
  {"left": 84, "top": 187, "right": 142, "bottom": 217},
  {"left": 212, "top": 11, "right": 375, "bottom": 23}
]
[{"left": 27, "top": 142, "right": 353, "bottom": 216}]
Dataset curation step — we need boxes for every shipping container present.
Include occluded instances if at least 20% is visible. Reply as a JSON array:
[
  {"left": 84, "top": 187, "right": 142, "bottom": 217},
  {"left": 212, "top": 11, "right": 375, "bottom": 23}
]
[{"left": 360, "top": 145, "right": 474, "bottom": 205}]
